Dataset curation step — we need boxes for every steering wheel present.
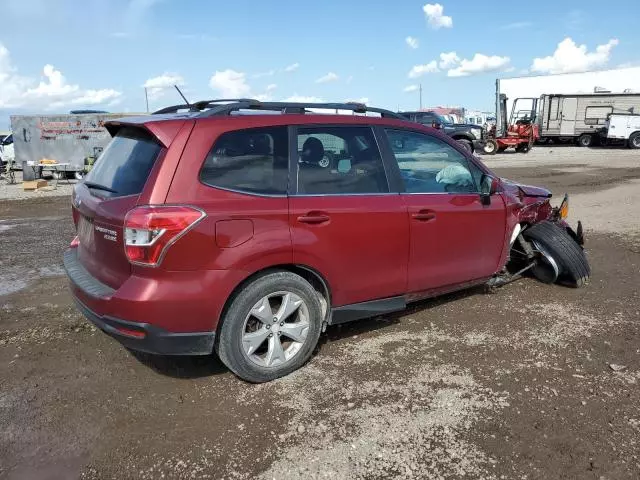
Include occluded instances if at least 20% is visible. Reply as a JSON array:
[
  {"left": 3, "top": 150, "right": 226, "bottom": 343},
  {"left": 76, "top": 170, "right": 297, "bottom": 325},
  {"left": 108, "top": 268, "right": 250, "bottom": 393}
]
[{"left": 318, "top": 151, "right": 334, "bottom": 168}]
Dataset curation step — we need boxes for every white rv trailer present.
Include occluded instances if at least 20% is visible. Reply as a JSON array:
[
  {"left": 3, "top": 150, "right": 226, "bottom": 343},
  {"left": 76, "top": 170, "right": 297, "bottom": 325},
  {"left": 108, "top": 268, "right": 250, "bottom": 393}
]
[
  {"left": 537, "top": 92, "right": 640, "bottom": 145},
  {"left": 496, "top": 67, "right": 640, "bottom": 144}
]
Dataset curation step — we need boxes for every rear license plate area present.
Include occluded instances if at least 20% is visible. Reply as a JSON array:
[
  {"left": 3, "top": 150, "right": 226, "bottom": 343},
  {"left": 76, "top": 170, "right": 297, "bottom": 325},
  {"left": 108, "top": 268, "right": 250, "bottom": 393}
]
[{"left": 77, "top": 215, "right": 95, "bottom": 246}]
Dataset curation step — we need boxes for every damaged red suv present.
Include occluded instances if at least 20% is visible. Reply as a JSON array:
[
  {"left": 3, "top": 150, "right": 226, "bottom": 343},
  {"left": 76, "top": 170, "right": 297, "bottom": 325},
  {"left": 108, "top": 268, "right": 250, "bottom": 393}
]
[{"left": 64, "top": 100, "right": 589, "bottom": 382}]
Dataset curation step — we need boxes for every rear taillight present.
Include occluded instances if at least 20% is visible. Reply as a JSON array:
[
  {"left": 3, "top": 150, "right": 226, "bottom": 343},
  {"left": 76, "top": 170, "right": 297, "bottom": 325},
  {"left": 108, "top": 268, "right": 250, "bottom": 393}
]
[{"left": 124, "top": 206, "right": 205, "bottom": 267}]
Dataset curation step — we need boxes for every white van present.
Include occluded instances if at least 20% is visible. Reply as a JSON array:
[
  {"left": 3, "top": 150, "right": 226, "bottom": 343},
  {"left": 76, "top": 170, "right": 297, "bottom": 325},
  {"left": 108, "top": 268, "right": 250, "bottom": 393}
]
[{"left": 603, "top": 114, "right": 640, "bottom": 149}]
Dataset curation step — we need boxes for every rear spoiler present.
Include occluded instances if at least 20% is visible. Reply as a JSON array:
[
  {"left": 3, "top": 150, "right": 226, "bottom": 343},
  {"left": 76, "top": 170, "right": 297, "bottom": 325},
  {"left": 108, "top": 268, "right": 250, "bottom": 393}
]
[{"left": 104, "top": 116, "right": 189, "bottom": 148}]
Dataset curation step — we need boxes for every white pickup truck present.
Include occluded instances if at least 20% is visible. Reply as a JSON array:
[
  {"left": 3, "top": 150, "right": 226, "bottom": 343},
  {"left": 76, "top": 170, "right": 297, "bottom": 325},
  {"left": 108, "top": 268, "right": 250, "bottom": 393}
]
[
  {"left": 0, "top": 133, "right": 14, "bottom": 166},
  {"left": 603, "top": 114, "right": 640, "bottom": 149}
]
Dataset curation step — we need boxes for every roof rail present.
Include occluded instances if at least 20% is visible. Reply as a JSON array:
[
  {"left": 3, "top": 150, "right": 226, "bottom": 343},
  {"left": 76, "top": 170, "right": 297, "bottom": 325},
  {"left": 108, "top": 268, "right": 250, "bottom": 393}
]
[
  {"left": 190, "top": 100, "right": 404, "bottom": 119},
  {"left": 152, "top": 99, "right": 261, "bottom": 115}
]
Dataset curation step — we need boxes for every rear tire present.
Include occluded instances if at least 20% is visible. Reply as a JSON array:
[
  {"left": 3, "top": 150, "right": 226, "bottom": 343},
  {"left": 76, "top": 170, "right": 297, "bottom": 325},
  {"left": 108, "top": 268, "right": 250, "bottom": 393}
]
[
  {"left": 515, "top": 143, "right": 531, "bottom": 153},
  {"left": 523, "top": 221, "right": 590, "bottom": 288},
  {"left": 628, "top": 132, "right": 640, "bottom": 149},
  {"left": 216, "top": 271, "right": 323, "bottom": 383},
  {"left": 578, "top": 134, "right": 593, "bottom": 147},
  {"left": 483, "top": 139, "right": 498, "bottom": 155},
  {"left": 456, "top": 139, "right": 473, "bottom": 153}
]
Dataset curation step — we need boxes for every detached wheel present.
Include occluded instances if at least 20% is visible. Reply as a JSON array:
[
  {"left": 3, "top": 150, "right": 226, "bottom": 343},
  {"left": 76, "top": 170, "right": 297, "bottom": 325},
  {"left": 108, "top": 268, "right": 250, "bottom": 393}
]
[
  {"left": 483, "top": 139, "right": 498, "bottom": 155},
  {"left": 628, "top": 132, "right": 640, "bottom": 149},
  {"left": 456, "top": 139, "right": 473, "bottom": 153},
  {"left": 523, "top": 221, "right": 590, "bottom": 288},
  {"left": 216, "top": 271, "right": 323, "bottom": 383},
  {"left": 578, "top": 134, "right": 593, "bottom": 147}
]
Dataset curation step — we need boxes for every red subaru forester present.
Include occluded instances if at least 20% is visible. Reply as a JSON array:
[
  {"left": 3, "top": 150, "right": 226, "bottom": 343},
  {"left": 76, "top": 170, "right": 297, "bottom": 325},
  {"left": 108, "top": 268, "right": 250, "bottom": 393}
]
[{"left": 64, "top": 100, "right": 589, "bottom": 382}]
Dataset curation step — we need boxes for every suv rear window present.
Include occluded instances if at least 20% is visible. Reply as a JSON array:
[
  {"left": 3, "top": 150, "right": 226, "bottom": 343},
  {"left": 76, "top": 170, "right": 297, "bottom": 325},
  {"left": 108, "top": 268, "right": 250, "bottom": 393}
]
[
  {"left": 200, "top": 126, "right": 288, "bottom": 195},
  {"left": 84, "top": 127, "right": 162, "bottom": 197}
]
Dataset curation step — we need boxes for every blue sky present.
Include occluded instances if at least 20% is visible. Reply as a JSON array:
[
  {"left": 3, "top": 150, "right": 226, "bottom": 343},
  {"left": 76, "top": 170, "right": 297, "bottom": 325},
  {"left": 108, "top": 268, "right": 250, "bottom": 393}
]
[{"left": 0, "top": 0, "right": 638, "bottom": 129}]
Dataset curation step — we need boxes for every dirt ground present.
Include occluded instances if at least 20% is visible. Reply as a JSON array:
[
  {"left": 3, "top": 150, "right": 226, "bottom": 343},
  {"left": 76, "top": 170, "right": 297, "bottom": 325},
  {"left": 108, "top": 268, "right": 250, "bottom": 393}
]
[{"left": 1, "top": 146, "right": 639, "bottom": 480}]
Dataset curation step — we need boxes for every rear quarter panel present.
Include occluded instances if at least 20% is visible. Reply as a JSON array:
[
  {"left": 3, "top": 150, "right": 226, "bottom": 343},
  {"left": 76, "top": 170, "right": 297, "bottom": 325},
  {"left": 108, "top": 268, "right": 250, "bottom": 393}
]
[{"left": 163, "top": 120, "right": 293, "bottom": 274}]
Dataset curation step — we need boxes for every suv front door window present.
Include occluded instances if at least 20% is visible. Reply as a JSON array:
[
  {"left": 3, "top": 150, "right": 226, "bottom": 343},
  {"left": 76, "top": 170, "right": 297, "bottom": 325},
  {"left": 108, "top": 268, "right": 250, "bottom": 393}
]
[
  {"left": 290, "top": 125, "right": 408, "bottom": 306},
  {"left": 384, "top": 128, "right": 506, "bottom": 292}
]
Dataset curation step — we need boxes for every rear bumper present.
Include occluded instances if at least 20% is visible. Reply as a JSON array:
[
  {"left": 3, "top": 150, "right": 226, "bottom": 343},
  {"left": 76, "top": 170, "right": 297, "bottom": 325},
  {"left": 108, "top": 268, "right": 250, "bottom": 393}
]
[
  {"left": 63, "top": 248, "right": 216, "bottom": 355},
  {"left": 73, "top": 298, "right": 215, "bottom": 355}
]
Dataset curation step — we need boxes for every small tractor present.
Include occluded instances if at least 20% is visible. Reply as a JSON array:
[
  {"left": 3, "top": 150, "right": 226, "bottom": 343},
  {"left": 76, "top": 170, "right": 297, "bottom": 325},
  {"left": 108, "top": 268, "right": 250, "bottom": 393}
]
[{"left": 483, "top": 95, "right": 538, "bottom": 154}]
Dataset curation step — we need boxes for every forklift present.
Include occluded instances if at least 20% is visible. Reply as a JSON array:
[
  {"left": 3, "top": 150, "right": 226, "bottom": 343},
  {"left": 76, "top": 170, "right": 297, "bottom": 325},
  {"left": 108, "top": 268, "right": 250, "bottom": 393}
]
[{"left": 483, "top": 95, "right": 538, "bottom": 154}]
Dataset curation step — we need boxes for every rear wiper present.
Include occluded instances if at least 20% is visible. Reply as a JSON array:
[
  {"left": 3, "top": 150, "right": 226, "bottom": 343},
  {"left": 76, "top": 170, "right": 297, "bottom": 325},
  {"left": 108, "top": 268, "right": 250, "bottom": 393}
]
[{"left": 83, "top": 181, "right": 118, "bottom": 193}]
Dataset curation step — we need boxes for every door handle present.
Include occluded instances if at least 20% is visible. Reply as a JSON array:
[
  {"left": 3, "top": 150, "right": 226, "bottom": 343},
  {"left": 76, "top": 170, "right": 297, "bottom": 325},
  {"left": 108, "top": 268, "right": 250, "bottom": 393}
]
[
  {"left": 412, "top": 211, "right": 436, "bottom": 221},
  {"left": 298, "top": 213, "right": 331, "bottom": 224}
]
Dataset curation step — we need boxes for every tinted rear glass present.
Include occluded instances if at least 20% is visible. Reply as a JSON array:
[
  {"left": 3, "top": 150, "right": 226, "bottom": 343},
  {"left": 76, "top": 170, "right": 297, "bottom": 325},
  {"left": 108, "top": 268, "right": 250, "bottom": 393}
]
[
  {"left": 84, "top": 127, "right": 162, "bottom": 197},
  {"left": 200, "top": 126, "right": 288, "bottom": 195}
]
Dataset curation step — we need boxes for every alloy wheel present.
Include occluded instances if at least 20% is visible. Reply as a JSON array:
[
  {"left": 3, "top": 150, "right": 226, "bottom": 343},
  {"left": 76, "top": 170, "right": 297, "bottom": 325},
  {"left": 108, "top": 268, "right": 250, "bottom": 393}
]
[{"left": 241, "top": 292, "right": 310, "bottom": 368}]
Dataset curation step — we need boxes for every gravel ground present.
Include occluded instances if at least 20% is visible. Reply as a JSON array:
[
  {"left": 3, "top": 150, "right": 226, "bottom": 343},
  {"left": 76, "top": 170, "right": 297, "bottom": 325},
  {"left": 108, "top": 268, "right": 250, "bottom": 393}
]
[
  {"left": 1, "top": 146, "right": 639, "bottom": 479},
  {"left": 0, "top": 171, "right": 76, "bottom": 201}
]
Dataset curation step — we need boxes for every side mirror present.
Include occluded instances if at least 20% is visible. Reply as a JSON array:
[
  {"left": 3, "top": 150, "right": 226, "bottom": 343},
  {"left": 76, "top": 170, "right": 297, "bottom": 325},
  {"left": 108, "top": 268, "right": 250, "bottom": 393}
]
[{"left": 480, "top": 174, "right": 499, "bottom": 205}]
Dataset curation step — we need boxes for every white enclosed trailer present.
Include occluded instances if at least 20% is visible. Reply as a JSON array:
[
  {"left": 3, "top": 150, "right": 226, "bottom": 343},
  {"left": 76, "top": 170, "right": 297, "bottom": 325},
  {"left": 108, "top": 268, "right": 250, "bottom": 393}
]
[
  {"left": 496, "top": 67, "right": 640, "bottom": 142},
  {"left": 10, "top": 113, "right": 138, "bottom": 178}
]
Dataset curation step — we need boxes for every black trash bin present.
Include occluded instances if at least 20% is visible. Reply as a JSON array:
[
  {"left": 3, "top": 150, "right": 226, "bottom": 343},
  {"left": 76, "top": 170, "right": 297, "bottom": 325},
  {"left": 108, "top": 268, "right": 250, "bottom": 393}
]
[{"left": 22, "top": 162, "right": 42, "bottom": 181}]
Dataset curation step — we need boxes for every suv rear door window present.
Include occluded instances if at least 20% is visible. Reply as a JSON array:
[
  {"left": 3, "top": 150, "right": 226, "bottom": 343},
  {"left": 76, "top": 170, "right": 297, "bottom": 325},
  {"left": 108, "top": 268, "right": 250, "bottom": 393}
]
[
  {"left": 296, "top": 126, "right": 388, "bottom": 195},
  {"left": 84, "top": 127, "right": 162, "bottom": 197},
  {"left": 200, "top": 126, "right": 288, "bottom": 195}
]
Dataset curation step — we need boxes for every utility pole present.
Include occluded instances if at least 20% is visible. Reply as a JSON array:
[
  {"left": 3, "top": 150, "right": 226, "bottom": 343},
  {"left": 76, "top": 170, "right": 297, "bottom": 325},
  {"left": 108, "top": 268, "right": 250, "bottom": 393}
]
[
  {"left": 144, "top": 88, "right": 149, "bottom": 113},
  {"left": 419, "top": 84, "right": 423, "bottom": 110}
]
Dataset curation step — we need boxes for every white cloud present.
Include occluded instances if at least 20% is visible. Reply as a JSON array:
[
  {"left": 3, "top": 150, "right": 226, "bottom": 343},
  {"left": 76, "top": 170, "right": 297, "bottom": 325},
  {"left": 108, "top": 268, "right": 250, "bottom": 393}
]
[
  {"left": 0, "top": 44, "right": 121, "bottom": 109},
  {"left": 284, "top": 63, "right": 300, "bottom": 72},
  {"left": 404, "top": 85, "right": 419, "bottom": 92},
  {"left": 316, "top": 72, "right": 339, "bottom": 84},
  {"left": 530, "top": 37, "right": 619, "bottom": 74},
  {"left": 253, "top": 69, "right": 275, "bottom": 78},
  {"left": 408, "top": 61, "right": 439, "bottom": 78},
  {"left": 143, "top": 72, "right": 185, "bottom": 100},
  {"left": 266, "top": 84, "right": 277, "bottom": 92},
  {"left": 71, "top": 89, "right": 122, "bottom": 105},
  {"left": 447, "top": 53, "right": 511, "bottom": 77},
  {"left": 406, "top": 36, "right": 419, "bottom": 49},
  {"left": 283, "top": 95, "right": 324, "bottom": 103},
  {"left": 209, "top": 69, "right": 251, "bottom": 97},
  {"left": 423, "top": 3, "right": 452, "bottom": 29},
  {"left": 438, "top": 51, "right": 460, "bottom": 69}
]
